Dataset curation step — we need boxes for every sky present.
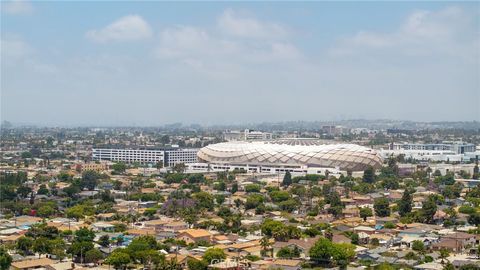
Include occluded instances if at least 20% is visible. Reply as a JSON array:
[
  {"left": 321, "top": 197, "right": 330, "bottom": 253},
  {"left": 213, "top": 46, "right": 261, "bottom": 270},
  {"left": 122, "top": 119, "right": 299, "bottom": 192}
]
[{"left": 1, "top": 1, "right": 479, "bottom": 126}]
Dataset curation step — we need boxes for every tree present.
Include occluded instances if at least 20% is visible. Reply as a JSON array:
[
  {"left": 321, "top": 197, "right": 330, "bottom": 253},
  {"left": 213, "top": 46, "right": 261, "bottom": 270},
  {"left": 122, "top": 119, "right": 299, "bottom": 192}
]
[
  {"left": 85, "top": 249, "right": 103, "bottom": 264},
  {"left": 473, "top": 164, "right": 479, "bottom": 180},
  {"left": 278, "top": 199, "right": 299, "bottom": 212},
  {"left": 49, "top": 238, "right": 66, "bottom": 261},
  {"left": 114, "top": 223, "right": 127, "bottom": 232},
  {"left": 398, "top": 190, "right": 413, "bottom": 217},
  {"left": 26, "top": 223, "right": 59, "bottom": 239},
  {"left": 202, "top": 248, "right": 226, "bottom": 264},
  {"left": 37, "top": 184, "right": 49, "bottom": 195},
  {"left": 270, "top": 190, "right": 290, "bottom": 202},
  {"left": 363, "top": 166, "right": 375, "bottom": 183},
  {"left": 309, "top": 238, "right": 355, "bottom": 268},
  {"left": 421, "top": 195, "right": 438, "bottom": 224},
  {"left": 245, "top": 194, "right": 264, "bottom": 210},
  {"left": 459, "top": 264, "right": 480, "bottom": 270},
  {"left": 468, "top": 213, "right": 480, "bottom": 225},
  {"left": 17, "top": 186, "right": 32, "bottom": 198},
  {"left": 350, "top": 233, "right": 359, "bottom": 245},
  {"left": 214, "top": 194, "right": 225, "bottom": 205},
  {"left": 112, "top": 162, "right": 127, "bottom": 174},
  {"left": 0, "top": 246, "right": 12, "bottom": 270},
  {"left": 63, "top": 185, "right": 81, "bottom": 198},
  {"left": 16, "top": 236, "right": 33, "bottom": 255},
  {"left": 384, "top": 221, "right": 396, "bottom": 229},
  {"left": 276, "top": 246, "right": 300, "bottom": 258},
  {"left": 375, "top": 263, "right": 395, "bottom": 270},
  {"left": 260, "top": 236, "right": 270, "bottom": 257},
  {"left": 331, "top": 243, "right": 356, "bottom": 269},
  {"left": 439, "top": 248, "right": 450, "bottom": 264},
  {"left": 82, "top": 171, "right": 100, "bottom": 191},
  {"left": 261, "top": 219, "right": 284, "bottom": 237},
  {"left": 75, "top": 227, "right": 95, "bottom": 242},
  {"left": 105, "top": 250, "right": 131, "bottom": 270},
  {"left": 327, "top": 191, "right": 344, "bottom": 217},
  {"left": 231, "top": 183, "right": 238, "bottom": 194},
  {"left": 157, "top": 258, "right": 182, "bottom": 270},
  {"left": 172, "top": 163, "right": 186, "bottom": 173},
  {"left": 69, "top": 241, "right": 94, "bottom": 262},
  {"left": 37, "top": 205, "right": 55, "bottom": 218},
  {"left": 192, "top": 192, "right": 214, "bottom": 211},
  {"left": 412, "top": 240, "right": 425, "bottom": 253},
  {"left": 32, "top": 237, "right": 53, "bottom": 258},
  {"left": 21, "top": 151, "right": 33, "bottom": 159},
  {"left": 126, "top": 236, "right": 159, "bottom": 264},
  {"left": 444, "top": 263, "right": 455, "bottom": 270},
  {"left": 359, "top": 207, "right": 373, "bottom": 221},
  {"left": 309, "top": 238, "right": 334, "bottom": 265},
  {"left": 98, "top": 235, "right": 110, "bottom": 247},
  {"left": 459, "top": 205, "right": 476, "bottom": 215},
  {"left": 245, "top": 184, "right": 261, "bottom": 193},
  {"left": 66, "top": 205, "right": 87, "bottom": 220},
  {"left": 160, "top": 135, "right": 170, "bottom": 145},
  {"left": 374, "top": 197, "right": 390, "bottom": 217},
  {"left": 187, "top": 258, "right": 208, "bottom": 270},
  {"left": 282, "top": 171, "right": 292, "bottom": 187}
]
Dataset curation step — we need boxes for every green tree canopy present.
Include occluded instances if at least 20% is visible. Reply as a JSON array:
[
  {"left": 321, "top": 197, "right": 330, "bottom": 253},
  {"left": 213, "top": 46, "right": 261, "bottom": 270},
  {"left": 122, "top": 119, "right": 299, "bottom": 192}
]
[
  {"left": 282, "top": 171, "right": 292, "bottom": 187},
  {"left": 202, "top": 248, "right": 226, "bottom": 264},
  {"left": 374, "top": 197, "right": 390, "bottom": 217},
  {"left": 398, "top": 189, "right": 413, "bottom": 217},
  {"left": 0, "top": 246, "right": 12, "bottom": 270}
]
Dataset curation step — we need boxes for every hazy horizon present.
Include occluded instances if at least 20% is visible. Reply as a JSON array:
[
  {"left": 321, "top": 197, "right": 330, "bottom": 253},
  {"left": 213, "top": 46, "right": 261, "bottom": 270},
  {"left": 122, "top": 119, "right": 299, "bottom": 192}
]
[{"left": 2, "top": 1, "right": 479, "bottom": 126}]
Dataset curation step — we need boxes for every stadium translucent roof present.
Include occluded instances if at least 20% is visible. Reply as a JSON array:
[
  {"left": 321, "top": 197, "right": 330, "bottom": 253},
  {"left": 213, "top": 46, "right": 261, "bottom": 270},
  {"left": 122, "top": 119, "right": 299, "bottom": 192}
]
[{"left": 197, "top": 140, "right": 383, "bottom": 171}]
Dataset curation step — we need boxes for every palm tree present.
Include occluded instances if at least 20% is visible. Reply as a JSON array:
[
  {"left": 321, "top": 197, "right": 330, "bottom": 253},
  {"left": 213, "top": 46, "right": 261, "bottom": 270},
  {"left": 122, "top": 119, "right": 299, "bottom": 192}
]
[{"left": 439, "top": 248, "right": 450, "bottom": 264}]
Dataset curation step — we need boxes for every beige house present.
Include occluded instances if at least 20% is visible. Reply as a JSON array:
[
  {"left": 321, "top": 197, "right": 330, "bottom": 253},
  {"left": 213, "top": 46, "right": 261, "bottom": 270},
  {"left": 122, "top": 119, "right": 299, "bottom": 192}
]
[
  {"left": 11, "top": 258, "right": 55, "bottom": 270},
  {"left": 178, "top": 229, "right": 212, "bottom": 244}
]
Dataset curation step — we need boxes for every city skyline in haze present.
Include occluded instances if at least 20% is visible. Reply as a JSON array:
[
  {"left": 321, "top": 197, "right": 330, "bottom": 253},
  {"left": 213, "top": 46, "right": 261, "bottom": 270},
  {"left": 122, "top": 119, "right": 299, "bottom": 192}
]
[{"left": 1, "top": 1, "right": 479, "bottom": 126}]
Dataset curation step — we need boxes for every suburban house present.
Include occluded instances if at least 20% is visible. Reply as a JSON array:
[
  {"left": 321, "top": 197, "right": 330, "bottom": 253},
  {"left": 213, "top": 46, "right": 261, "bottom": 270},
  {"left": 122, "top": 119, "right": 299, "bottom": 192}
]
[{"left": 177, "top": 229, "right": 212, "bottom": 244}]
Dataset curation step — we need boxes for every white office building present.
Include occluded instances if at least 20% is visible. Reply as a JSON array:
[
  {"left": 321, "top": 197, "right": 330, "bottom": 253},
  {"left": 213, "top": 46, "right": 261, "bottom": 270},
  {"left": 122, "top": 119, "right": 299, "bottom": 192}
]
[
  {"left": 380, "top": 149, "right": 463, "bottom": 162},
  {"left": 92, "top": 148, "right": 199, "bottom": 166},
  {"left": 382, "top": 142, "right": 478, "bottom": 162},
  {"left": 389, "top": 142, "right": 476, "bottom": 154},
  {"left": 164, "top": 149, "right": 199, "bottom": 166},
  {"left": 223, "top": 129, "right": 272, "bottom": 141},
  {"left": 92, "top": 148, "right": 164, "bottom": 164},
  {"left": 185, "top": 162, "right": 343, "bottom": 177}
]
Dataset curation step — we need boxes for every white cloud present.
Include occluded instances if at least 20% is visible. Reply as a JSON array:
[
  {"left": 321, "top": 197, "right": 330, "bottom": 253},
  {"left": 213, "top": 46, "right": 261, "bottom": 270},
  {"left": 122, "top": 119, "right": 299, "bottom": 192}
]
[
  {"left": 4, "top": 5, "right": 477, "bottom": 125},
  {"left": 86, "top": 15, "right": 152, "bottom": 43},
  {"left": 154, "top": 8, "right": 302, "bottom": 66},
  {"left": 270, "top": 43, "right": 302, "bottom": 59},
  {"left": 2, "top": 0, "right": 33, "bottom": 15},
  {"left": 218, "top": 8, "right": 289, "bottom": 39},
  {"left": 330, "top": 6, "right": 477, "bottom": 58},
  {"left": 0, "top": 38, "right": 33, "bottom": 59},
  {"left": 155, "top": 26, "right": 238, "bottom": 59},
  {"left": 400, "top": 7, "right": 466, "bottom": 39}
]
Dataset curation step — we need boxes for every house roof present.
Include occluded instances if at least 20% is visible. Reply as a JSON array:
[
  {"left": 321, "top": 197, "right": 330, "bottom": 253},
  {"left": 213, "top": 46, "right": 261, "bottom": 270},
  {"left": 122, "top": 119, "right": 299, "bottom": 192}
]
[
  {"left": 126, "top": 228, "right": 155, "bottom": 235},
  {"left": 443, "top": 232, "right": 475, "bottom": 240},
  {"left": 332, "top": 234, "right": 351, "bottom": 244},
  {"left": 432, "top": 239, "right": 461, "bottom": 249},
  {"left": 179, "top": 229, "right": 211, "bottom": 238},
  {"left": 144, "top": 219, "right": 170, "bottom": 226},
  {"left": 11, "top": 258, "right": 55, "bottom": 269},
  {"left": 354, "top": 226, "right": 375, "bottom": 231},
  {"left": 271, "top": 259, "right": 302, "bottom": 267}
]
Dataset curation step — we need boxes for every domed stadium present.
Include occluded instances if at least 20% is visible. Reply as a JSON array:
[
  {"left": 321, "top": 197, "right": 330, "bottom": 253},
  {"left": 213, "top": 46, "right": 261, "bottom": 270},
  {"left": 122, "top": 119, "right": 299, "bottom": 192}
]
[{"left": 197, "top": 140, "right": 382, "bottom": 171}]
